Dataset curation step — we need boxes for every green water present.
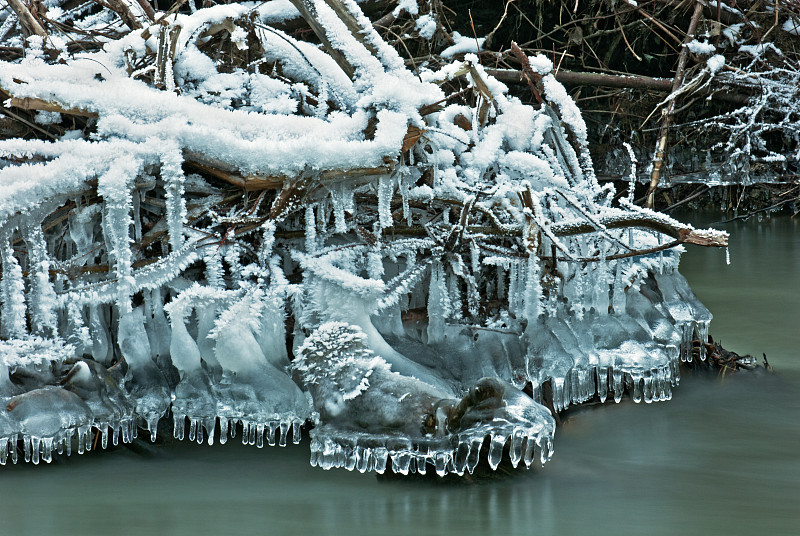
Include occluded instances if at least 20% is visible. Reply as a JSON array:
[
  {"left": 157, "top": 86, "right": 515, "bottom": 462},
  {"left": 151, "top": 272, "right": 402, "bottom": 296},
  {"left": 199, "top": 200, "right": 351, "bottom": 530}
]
[
  {"left": 679, "top": 212, "right": 800, "bottom": 373},
  {"left": 0, "top": 214, "right": 797, "bottom": 536}
]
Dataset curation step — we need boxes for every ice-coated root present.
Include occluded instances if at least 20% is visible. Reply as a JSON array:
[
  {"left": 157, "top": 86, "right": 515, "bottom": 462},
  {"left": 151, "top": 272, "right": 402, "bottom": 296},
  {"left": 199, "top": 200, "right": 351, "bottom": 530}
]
[
  {"left": 309, "top": 425, "right": 554, "bottom": 476},
  {"left": 171, "top": 414, "right": 303, "bottom": 448}
]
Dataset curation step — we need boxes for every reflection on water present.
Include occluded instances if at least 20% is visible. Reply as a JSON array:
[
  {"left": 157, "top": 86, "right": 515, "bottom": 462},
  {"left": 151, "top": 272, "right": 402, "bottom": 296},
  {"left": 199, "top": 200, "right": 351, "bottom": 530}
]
[
  {"left": 1, "top": 215, "right": 798, "bottom": 536},
  {"left": 679, "top": 212, "right": 800, "bottom": 372}
]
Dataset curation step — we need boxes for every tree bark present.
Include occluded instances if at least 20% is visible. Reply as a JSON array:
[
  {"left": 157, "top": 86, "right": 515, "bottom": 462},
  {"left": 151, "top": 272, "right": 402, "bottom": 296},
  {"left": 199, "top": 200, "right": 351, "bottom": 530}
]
[{"left": 646, "top": 1, "right": 705, "bottom": 208}]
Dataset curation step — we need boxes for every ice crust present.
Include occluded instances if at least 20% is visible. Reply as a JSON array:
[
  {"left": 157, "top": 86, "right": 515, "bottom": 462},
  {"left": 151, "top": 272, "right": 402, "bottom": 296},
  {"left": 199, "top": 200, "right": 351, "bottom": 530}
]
[
  {"left": 296, "top": 323, "right": 555, "bottom": 476},
  {"left": 0, "top": 2, "right": 717, "bottom": 473}
]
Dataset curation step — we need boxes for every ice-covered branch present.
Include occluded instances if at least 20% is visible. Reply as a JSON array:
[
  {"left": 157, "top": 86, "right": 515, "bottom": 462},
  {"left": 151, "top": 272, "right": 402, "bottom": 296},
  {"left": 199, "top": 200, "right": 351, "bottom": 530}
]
[{"left": 0, "top": 0, "right": 722, "bottom": 475}]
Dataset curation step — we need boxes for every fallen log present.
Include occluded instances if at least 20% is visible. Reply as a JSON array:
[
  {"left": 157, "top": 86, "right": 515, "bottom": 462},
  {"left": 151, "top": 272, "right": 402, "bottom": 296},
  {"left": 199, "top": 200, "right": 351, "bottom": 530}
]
[{"left": 486, "top": 68, "right": 751, "bottom": 104}]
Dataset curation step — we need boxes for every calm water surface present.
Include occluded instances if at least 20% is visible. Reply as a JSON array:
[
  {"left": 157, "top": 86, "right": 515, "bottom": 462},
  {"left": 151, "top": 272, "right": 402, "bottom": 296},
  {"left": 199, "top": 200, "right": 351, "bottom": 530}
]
[{"left": 1, "top": 214, "right": 797, "bottom": 536}]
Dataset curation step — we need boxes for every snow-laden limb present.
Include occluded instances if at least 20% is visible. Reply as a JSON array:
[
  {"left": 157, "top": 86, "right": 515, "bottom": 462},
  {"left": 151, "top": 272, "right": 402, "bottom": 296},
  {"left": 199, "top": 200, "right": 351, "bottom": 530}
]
[{"left": 0, "top": 1, "right": 723, "bottom": 474}]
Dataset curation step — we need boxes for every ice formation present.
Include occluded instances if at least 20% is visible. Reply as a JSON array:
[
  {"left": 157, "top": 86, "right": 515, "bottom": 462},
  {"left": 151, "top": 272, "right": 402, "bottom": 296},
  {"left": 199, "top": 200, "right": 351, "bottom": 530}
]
[{"left": 0, "top": 0, "right": 726, "bottom": 474}]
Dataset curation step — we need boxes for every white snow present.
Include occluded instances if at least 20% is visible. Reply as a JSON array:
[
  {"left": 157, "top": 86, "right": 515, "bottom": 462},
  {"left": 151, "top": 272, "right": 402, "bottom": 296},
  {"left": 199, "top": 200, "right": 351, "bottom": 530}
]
[
  {"left": 706, "top": 54, "right": 725, "bottom": 73},
  {"left": 415, "top": 14, "right": 437, "bottom": 40},
  {"left": 686, "top": 39, "right": 716, "bottom": 55},
  {"left": 392, "top": 0, "right": 419, "bottom": 18},
  {"left": 441, "top": 32, "right": 485, "bottom": 58},
  {"left": 739, "top": 42, "right": 783, "bottom": 58},
  {"left": 782, "top": 17, "right": 800, "bottom": 36}
]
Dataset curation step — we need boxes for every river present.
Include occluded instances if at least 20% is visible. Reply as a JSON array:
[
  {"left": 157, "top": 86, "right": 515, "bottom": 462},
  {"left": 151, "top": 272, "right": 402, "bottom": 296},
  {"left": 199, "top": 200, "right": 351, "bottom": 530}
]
[{"left": 1, "top": 213, "right": 797, "bottom": 536}]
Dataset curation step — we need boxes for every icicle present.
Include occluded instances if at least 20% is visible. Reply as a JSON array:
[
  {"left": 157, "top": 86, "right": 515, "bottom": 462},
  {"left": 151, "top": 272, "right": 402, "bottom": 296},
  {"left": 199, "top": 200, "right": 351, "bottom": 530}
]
[
  {"left": 146, "top": 415, "right": 160, "bottom": 443},
  {"left": 253, "top": 422, "right": 264, "bottom": 448},
  {"left": 236, "top": 421, "right": 247, "bottom": 445},
  {"left": 682, "top": 322, "right": 693, "bottom": 362},
  {"left": 188, "top": 418, "right": 197, "bottom": 441},
  {"left": 98, "top": 160, "right": 141, "bottom": 312},
  {"left": 508, "top": 430, "right": 525, "bottom": 468},
  {"left": 596, "top": 367, "right": 608, "bottom": 403},
  {"left": 725, "top": 246, "right": 730, "bottom": 265},
  {"left": 508, "top": 262, "right": 519, "bottom": 314},
  {"left": 392, "top": 451, "right": 412, "bottom": 475},
  {"left": 524, "top": 254, "right": 542, "bottom": 320},
  {"left": 230, "top": 419, "right": 238, "bottom": 439},
  {"left": 522, "top": 436, "right": 536, "bottom": 468},
  {"left": 161, "top": 149, "right": 187, "bottom": 252},
  {"left": 279, "top": 421, "right": 289, "bottom": 447},
  {"left": 23, "top": 219, "right": 58, "bottom": 336},
  {"left": 400, "top": 172, "right": 411, "bottom": 224},
  {"left": 447, "top": 271, "right": 462, "bottom": 320},
  {"left": 434, "top": 451, "right": 450, "bottom": 476},
  {"left": 612, "top": 369, "right": 624, "bottom": 403},
  {"left": 470, "top": 240, "right": 480, "bottom": 276},
  {"left": 0, "top": 227, "right": 27, "bottom": 338},
  {"left": 249, "top": 421, "right": 258, "bottom": 445},
  {"left": 630, "top": 374, "right": 643, "bottom": 403},
  {"left": 89, "top": 304, "right": 113, "bottom": 365},
  {"left": 268, "top": 421, "right": 278, "bottom": 446},
  {"left": 643, "top": 373, "right": 654, "bottom": 404},
  {"left": 496, "top": 265, "right": 505, "bottom": 300},
  {"left": 219, "top": 418, "right": 229, "bottom": 444},
  {"left": 467, "top": 437, "right": 483, "bottom": 473},
  {"left": 696, "top": 321, "right": 710, "bottom": 361},
  {"left": 540, "top": 436, "right": 553, "bottom": 464},
  {"left": 374, "top": 447, "right": 388, "bottom": 474},
  {"left": 31, "top": 436, "right": 40, "bottom": 464},
  {"left": 377, "top": 175, "right": 394, "bottom": 228},
  {"left": 330, "top": 184, "right": 348, "bottom": 234},
  {"left": 487, "top": 433, "right": 507, "bottom": 470},
  {"left": 454, "top": 440, "right": 470, "bottom": 474},
  {"left": 292, "top": 421, "right": 301, "bottom": 444},
  {"left": 77, "top": 426, "right": 89, "bottom": 455},
  {"left": 427, "top": 260, "right": 449, "bottom": 344},
  {"left": 305, "top": 205, "right": 317, "bottom": 253}
]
